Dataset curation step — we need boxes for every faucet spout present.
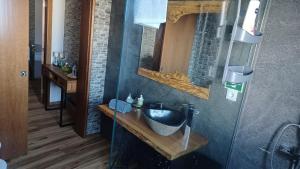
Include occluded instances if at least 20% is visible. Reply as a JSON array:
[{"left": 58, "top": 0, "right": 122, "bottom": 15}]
[{"left": 181, "top": 104, "right": 194, "bottom": 150}]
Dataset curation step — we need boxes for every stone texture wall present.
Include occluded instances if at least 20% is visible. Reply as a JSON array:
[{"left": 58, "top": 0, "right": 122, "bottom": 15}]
[
  {"left": 228, "top": 0, "right": 300, "bottom": 168},
  {"left": 63, "top": 0, "right": 81, "bottom": 64},
  {"left": 29, "top": 0, "right": 35, "bottom": 44},
  {"left": 188, "top": 14, "right": 220, "bottom": 88},
  {"left": 86, "top": 0, "right": 112, "bottom": 135},
  {"left": 140, "top": 27, "right": 156, "bottom": 59}
]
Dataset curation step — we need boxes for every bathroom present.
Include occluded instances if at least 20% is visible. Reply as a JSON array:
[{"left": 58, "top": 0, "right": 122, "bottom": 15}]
[
  {"left": 101, "top": 0, "right": 300, "bottom": 168},
  {"left": 0, "top": 0, "right": 299, "bottom": 169}
]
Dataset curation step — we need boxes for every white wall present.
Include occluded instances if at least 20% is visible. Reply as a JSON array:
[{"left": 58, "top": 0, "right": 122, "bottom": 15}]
[
  {"left": 51, "top": 0, "right": 65, "bottom": 54},
  {"left": 50, "top": 0, "right": 65, "bottom": 102}
]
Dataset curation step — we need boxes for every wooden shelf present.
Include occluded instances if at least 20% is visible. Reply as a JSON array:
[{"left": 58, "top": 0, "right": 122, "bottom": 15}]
[
  {"left": 138, "top": 68, "right": 210, "bottom": 100},
  {"left": 168, "top": 1, "right": 225, "bottom": 23},
  {"left": 98, "top": 105, "right": 208, "bottom": 160}
]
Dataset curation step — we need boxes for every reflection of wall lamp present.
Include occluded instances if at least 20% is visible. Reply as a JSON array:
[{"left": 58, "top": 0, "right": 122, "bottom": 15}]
[{"left": 219, "top": 1, "right": 228, "bottom": 26}]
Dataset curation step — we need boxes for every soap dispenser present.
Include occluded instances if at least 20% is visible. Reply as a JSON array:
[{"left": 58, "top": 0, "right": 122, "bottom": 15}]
[
  {"left": 126, "top": 93, "right": 134, "bottom": 104},
  {"left": 136, "top": 95, "right": 144, "bottom": 107}
]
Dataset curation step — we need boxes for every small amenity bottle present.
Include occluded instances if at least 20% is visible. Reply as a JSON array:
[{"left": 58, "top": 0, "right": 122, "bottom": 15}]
[
  {"left": 137, "top": 95, "right": 144, "bottom": 107},
  {"left": 126, "top": 93, "right": 134, "bottom": 104}
]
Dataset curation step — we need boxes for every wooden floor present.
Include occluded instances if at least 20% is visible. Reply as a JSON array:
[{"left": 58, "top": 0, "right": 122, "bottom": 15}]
[{"left": 8, "top": 80, "right": 110, "bottom": 169}]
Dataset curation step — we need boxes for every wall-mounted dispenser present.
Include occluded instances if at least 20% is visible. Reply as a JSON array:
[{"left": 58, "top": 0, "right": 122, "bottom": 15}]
[
  {"left": 225, "top": 66, "right": 253, "bottom": 83},
  {"left": 222, "top": 0, "right": 263, "bottom": 84},
  {"left": 234, "top": 27, "right": 263, "bottom": 44}
]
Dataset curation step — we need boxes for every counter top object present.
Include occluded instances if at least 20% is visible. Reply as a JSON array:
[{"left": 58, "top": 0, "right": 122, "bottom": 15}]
[
  {"left": 42, "top": 64, "right": 77, "bottom": 93},
  {"left": 97, "top": 104, "right": 208, "bottom": 160},
  {"left": 143, "top": 108, "right": 186, "bottom": 136},
  {"left": 42, "top": 64, "right": 77, "bottom": 127}
]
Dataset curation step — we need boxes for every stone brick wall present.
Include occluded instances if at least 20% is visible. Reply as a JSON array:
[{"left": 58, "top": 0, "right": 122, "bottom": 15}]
[
  {"left": 188, "top": 14, "right": 220, "bottom": 88},
  {"left": 140, "top": 27, "right": 156, "bottom": 59},
  {"left": 29, "top": 0, "right": 35, "bottom": 44},
  {"left": 86, "top": 0, "right": 112, "bottom": 135},
  {"left": 63, "top": 0, "right": 82, "bottom": 64}
]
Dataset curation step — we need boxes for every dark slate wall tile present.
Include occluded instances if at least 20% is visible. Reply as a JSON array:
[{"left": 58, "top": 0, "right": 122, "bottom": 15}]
[{"left": 103, "top": 0, "right": 126, "bottom": 103}]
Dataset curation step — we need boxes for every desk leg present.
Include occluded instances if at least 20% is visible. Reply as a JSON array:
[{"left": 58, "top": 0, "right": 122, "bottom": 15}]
[
  {"left": 44, "top": 77, "right": 48, "bottom": 110},
  {"left": 44, "top": 77, "right": 60, "bottom": 111},
  {"left": 59, "top": 89, "right": 64, "bottom": 127},
  {"left": 59, "top": 89, "right": 74, "bottom": 127}
]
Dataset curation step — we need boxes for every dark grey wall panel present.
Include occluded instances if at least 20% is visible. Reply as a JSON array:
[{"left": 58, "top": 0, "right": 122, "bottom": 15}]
[{"left": 228, "top": 0, "right": 300, "bottom": 168}]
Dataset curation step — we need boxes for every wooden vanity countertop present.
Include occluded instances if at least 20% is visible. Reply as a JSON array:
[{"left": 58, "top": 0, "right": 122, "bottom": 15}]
[{"left": 97, "top": 105, "right": 208, "bottom": 160}]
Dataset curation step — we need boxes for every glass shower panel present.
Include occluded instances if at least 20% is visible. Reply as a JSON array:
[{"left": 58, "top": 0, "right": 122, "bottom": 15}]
[{"left": 106, "top": 0, "right": 269, "bottom": 168}]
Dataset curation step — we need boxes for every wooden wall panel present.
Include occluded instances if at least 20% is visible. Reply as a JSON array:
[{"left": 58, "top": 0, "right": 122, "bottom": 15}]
[{"left": 160, "top": 14, "right": 197, "bottom": 74}]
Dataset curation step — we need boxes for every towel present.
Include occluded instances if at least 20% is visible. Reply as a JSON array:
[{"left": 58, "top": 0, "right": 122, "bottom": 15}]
[
  {"left": 134, "top": 0, "right": 168, "bottom": 29},
  {"left": 109, "top": 99, "right": 132, "bottom": 114}
]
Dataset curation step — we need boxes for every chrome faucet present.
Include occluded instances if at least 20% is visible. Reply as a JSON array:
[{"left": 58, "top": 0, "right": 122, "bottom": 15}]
[
  {"left": 182, "top": 104, "right": 195, "bottom": 149},
  {"left": 182, "top": 104, "right": 196, "bottom": 127},
  {"left": 157, "top": 103, "right": 163, "bottom": 110}
]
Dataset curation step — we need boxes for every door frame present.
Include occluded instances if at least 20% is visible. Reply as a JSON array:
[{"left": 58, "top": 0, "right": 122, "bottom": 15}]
[
  {"left": 42, "top": 0, "right": 96, "bottom": 137},
  {"left": 76, "top": 0, "right": 96, "bottom": 137},
  {"left": 42, "top": 0, "right": 53, "bottom": 111},
  {"left": 44, "top": 0, "right": 52, "bottom": 65}
]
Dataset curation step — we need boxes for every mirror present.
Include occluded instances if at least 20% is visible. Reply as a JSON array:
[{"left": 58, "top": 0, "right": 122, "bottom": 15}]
[{"left": 138, "top": 1, "right": 226, "bottom": 99}]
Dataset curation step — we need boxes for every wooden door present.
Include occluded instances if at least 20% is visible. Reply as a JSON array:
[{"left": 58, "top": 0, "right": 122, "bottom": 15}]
[{"left": 0, "top": 0, "right": 29, "bottom": 159}]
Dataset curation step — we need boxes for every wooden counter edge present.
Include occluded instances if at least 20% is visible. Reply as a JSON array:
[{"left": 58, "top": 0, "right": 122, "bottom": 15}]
[{"left": 97, "top": 104, "right": 208, "bottom": 160}]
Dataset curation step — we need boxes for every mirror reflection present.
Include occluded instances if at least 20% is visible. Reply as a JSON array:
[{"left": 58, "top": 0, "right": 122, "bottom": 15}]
[{"left": 139, "top": 12, "right": 223, "bottom": 88}]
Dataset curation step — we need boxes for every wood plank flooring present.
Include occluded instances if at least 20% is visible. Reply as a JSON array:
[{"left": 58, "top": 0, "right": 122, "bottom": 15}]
[{"left": 8, "top": 80, "right": 110, "bottom": 169}]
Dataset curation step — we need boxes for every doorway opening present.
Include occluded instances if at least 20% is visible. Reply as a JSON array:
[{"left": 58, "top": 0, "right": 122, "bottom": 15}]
[
  {"left": 28, "top": 0, "right": 79, "bottom": 127},
  {"left": 9, "top": 0, "right": 111, "bottom": 167},
  {"left": 28, "top": 0, "right": 44, "bottom": 101}
]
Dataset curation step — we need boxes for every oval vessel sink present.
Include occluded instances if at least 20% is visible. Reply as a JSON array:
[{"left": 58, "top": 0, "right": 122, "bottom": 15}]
[{"left": 143, "top": 106, "right": 185, "bottom": 136}]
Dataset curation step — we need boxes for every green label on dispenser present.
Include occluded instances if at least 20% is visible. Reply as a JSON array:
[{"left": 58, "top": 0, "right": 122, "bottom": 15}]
[{"left": 225, "top": 82, "right": 244, "bottom": 93}]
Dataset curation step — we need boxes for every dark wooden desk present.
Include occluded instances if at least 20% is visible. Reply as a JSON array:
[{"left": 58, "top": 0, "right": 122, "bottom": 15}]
[{"left": 42, "top": 64, "right": 77, "bottom": 127}]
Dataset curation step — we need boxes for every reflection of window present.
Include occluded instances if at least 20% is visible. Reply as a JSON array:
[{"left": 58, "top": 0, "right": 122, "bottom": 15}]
[
  {"left": 149, "top": 110, "right": 171, "bottom": 118},
  {"left": 140, "top": 27, "right": 156, "bottom": 69},
  {"left": 139, "top": 14, "right": 221, "bottom": 88},
  {"left": 140, "top": 24, "right": 165, "bottom": 71}
]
